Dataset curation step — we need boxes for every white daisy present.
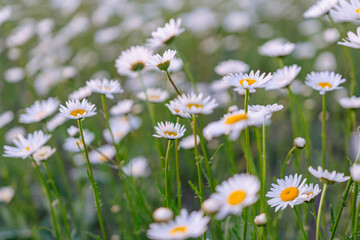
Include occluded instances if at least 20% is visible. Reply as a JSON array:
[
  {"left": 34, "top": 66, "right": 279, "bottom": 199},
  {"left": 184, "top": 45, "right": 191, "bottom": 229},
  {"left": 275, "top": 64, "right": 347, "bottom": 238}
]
[
  {"left": 3, "top": 130, "right": 51, "bottom": 159},
  {"left": 305, "top": 71, "right": 345, "bottom": 95},
  {"left": 122, "top": 156, "right": 151, "bottom": 178},
  {"left": 175, "top": 93, "right": 218, "bottom": 115},
  {"left": 115, "top": 45, "right": 153, "bottom": 77},
  {"left": 146, "top": 18, "right": 185, "bottom": 50},
  {"left": 0, "top": 186, "right": 14, "bottom": 204},
  {"left": 203, "top": 109, "right": 265, "bottom": 141},
  {"left": 330, "top": 0, "right": 360, "bottom": 23},
  {"left": 265, "top": 65, "right": 302, "bottom": 90},
  {"left": 137, "top": 88, "right": 169, "bottom": 103},
  {"left": 19, "top": 97, "right": 59, "bottom": 124},
  {"left": 68, "top": 86, "right": 92, "bottom": 100},
  {"left": 86, "top": 78, "right": 123, "bottom": 99},
  {"left": 33, "top": 146, "right": 56, "bottom": 163},
  {"left": 209, "top": 174, "right": 260, "bottom": 220},
  {"left": 303, "top": 183, "right": 321, "bottom": 202},
  {"left": 148, "top": 49, "right": 177, "bottom": 71},
  {"left": 339, "top": 96, "right": 360, "bottom": 108},
  {"left": 103, "top": 122, "right": 131, "bottom": 144},
  {"left": 165, "top": 99, "right": 191, "bottom": 119},
  {"left": 223, "top": 70, "right": 273, "bottom": 93},
  {"left": 60, "top": 99, "right": 97, "bottom": 119},
  {"left": 308, "top": 166, "right": 350, "bottom": 184},
  {"left": 0, "top": 110, "right": 14, "bottom": 128},
  {"left": 179, "top": 134, "right": 200, "bottom": 149},
  {"left": 304, "top": 0, "right": 338, "bottom": 18},
  {"left": 211, "top": 79, "right": 230, "bottom": 93},
  {"left": 147, "top": 209, "right": 210, "bottom": 240},
  {"left": 350, "top": 164, "right": 360, "bottom": 182},
  {"left": 5, "top": 127, "right": 25, "bottom": 144},
  {"left": 46, "top": 114, "right": 68, "bottom": 132},
  {"left": 258, "top": 38, "right": 295, "bottom": 57},
  {"left": 153, "top": 207, "right": 174, "bottom": 222},
  {"left": 266, "top": 174, "right": 308, "bottom": 212},
  {"left": 67, "top": 126, "right": 79, "bottom": 137},
  {"left": 89, "top": 145, "right": 116, "bottom": 164},
  {"left": 63, "top": 129, "right": 95, "bottom": 153},
  {"left": 248, "top": 104, "right": 284, "bottom": 120},
  {"left": 168, "top": 57, "right": 183, "bottom": 72},
  {"left": 214, "top": 59, "right": 250, "bottom": 76},
  {"left": 338, "top": 27, "right": 360, "bottom": 48},
  {"left": 153, "top": 122, "right": 186, "bottom": 140},
  {"left": 110, "top": 115, "right": 142, "bottom": 130},
  {"left": 110, "top": 99, "right": 134, "bottom": 116}
]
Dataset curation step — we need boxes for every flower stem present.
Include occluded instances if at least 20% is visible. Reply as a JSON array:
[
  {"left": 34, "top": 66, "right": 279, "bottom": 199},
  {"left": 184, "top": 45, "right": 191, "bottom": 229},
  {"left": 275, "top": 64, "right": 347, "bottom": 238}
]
[
  {"left": 77, "top": 119, "right": 107, "bottom": 240},
  {"left": 164, "top": 140, "right": 171, "bottom": 207},
  {"left": 192, "top": 114, "right": 203, "bottom": 204},
  {"left": 316, "top": 183, "right": 328, "bottom": 240},
  {"left": 164, "top": 70, "right": 181, "bottom": 95},
  {"left": 244, "top": 89, "right": 256, "bottom": 175},
  {"left": 261, "top": 121, "right": 266, "bottom": 212},
  {"left": 175, "top": 117, "right": 182, "bottom": 210},
  {"left": 353, "top": 191, "right": 360, "bottom": 240},
  {"left": 294, "top": 206, "right": 307, "bottom": 239},
  {"left": 322, "top": 94, "right": 326, "bottom": 168},
  {"left": 280, "top": 146, "right": 296, "bottom": 179},
  {"left": 277, "top": 57, "right": 284, "bottom": 68},
  {"left": 352, "top": 182, "right": 359, "bottom": 239}
]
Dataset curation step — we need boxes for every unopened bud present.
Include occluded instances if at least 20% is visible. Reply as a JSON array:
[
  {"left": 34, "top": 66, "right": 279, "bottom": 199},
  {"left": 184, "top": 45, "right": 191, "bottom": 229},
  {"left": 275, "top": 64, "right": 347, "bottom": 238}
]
[
  {"left": 254, "top": 213, "right": 267, "bottom": 226},
  {"left": 294, "top": 137, "right": 306, "bottom": 149},
  {"left": 202, "top": 198, "right": 221, "bottom": 214},
  {"left": 152, "top": 207, "right": 173, "bottom": 222}
]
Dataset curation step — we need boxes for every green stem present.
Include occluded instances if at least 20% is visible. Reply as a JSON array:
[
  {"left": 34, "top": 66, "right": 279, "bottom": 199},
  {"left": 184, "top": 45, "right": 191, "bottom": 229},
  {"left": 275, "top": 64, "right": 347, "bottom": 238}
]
[
  {"left": 175, "top": 138, "right": 181, "bottom": 210},
  {"left": 294, "top": 206, "right": 307, "bottom": 239},
  {"left": 280, "top": 146, "right": 297, "bottom": 178},
  {"left": 77, "top": 119, "right": 107, "bottom": 240},
  {"left": 352, "top": 182, "right": 359, "bottom": 239},
  {"left": 243, "top": 209, "right": 248, "bottom": 240},
  {"left": 164, "top": 70, "right": 181, "bottom": 95},
  {"left": 316, "top": 183, "right": 328, "bottom": 240},
  {"left": 244, "top": 89, "right": 249, "bottom": 113},
  {"left": 226, "top": 136, "right": 237, "bottom": 174},
  {"left": 261, "top": 121, "right": 266, "bottom": 212},
  {"left": 322, "top": 94, "right": 326, "bottom": 168},
  {"left": 164, "top": 140, "right": 171, "bottom": 207},
  {"left": 192, "top": 114, "right": 203, "bottom": 204},
  {"left": 277, "top": 57, "right": 284, "bottom": 68},
  {"left": 243, "top": 89, "right": 256, "bottom": 175},
  {"left": 353, "top": 190, "right": 360, "bottom": 240}
]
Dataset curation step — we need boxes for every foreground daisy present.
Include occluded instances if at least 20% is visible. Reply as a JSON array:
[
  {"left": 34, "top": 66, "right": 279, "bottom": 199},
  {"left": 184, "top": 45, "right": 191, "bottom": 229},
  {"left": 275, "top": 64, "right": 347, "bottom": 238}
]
[
  {"left": 60, "top": 99, "right": 97, "bottom": 119},
  {"left": 209, "top": 174, "right": 260, "bottom": 220},
  {"left": 339, "top": 96, "right": 360, "bottom": 109},
  {"left": 147, "top": 209, "right": 209, "bottom": 240},
  {"left": 122, "top": 156, "right": 151, "bottom": 178},
  {"left": 305, "top": 71, "right": 345, "bottom": 95},
  {"left": 148, "top": 49, "right": 177, "bottom": 71},
  {"left": 303, "top": 183, "right": 321, "bottom": 202},
  {"left": 338, "top": 27, "right": 360, "bottom": 49},
  {"left": 19, "top": 97, "right": 59, "bottom": 124},
  {"left": 258, "top": 38, "right": 295, "bottom": 57},
  {"left": 3, "top": 130, "right": 51, "bottom": 159},
  {"left": 153, "top": 122, "right": 186, "bottom": 140},
  {"left": 214, "top": 59, "right": 250, "bottom": 76},
  {"left": 137, "top": 88, "right": 169, "bottom": 103},
  {"left": 308, "top": 166, "right": 350, "bottom": 184},
  {"left": 330, "top": 0, "right": 360, "bottom": 23},
  {"left": 86, "top": 78, "right": 123, "bottom": 99},
  {"left": 266, "top": 174, "right": 308, "bottom": 212},
  {"left": 265, "top": 65, "right": 301, "bottom": 90},
  {"left": 223, "top": 70, "right": 272, "bottom": 93},
  {"left": 175, "top": 93, "right": 218, "bottom": 115},
  {"left": 304, "top": 0, "right": 338, "bottom": 18},
  {"left": 146, "top": 18, "right": 185, "bottom": 50}
]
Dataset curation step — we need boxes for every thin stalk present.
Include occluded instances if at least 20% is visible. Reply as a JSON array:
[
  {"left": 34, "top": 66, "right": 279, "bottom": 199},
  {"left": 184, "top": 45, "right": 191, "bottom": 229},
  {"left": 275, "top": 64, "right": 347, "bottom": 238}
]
[
  {"left": 164, "top": 140, "right": 171, "bottom": 207},
  {"left": 352, "top": 182, "right": 359, "bottom": 239},
  {"left": 294, "top": 206, "right": 307, "bottom": 239},
  {"left": 244, "top": 89, "right": 249, "bottom": 113},
  {"left": 226, "top": 136, "right": 237, "bottom": 174},
  {"left": 138, "top": 71, "right": 155, "bottom": 125},
  {"left": 321, "top": 94, "right": 326, "bottom": 168},
  {"left": 277, "top": 57, "right": 284, "bottom": 68},
  {"left": 280, "top": 146, "right": 297, "bottom": 178},
  {"left": 261, "top": 121, "right": 266, "bottom": 212},
  {"left": 77, "top": 119, "right": 107, "bottom": 240},
  {"left": 316, "top": 183, "right": 328, "bottom": 240},
  {"left": 243, "top": 209, "right": 248, "bottom": 240},
  {"left": 164, "top": 70, "right": 181, "bottom": 95},
  {"left": 353, "top": 192, "right": 360, "bottom": 239},
  {"left": 244, "top": 89, "right": 256, "bottom": 175},
  {"left": 192, "top": 114, "right": 203, "bottom": 204},
  {"left": 175, "top": 117, "right": 182, "bottom": 210}
]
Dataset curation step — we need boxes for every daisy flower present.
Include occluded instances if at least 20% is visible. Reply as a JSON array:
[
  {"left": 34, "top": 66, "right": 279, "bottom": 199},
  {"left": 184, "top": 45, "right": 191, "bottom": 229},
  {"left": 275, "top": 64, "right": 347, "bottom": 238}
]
[
  {"left": 60, "top": 99, "right": 97, "bottom": 120},
  {"left": 68, "top": 86, "right": 92, "bottom": 100},
  {"left": 148, "top": 49, "right": 177, "bottom": 71},
  {"left": 63, "top": 129, "right": 95, "bottom": 152},
  {"left": 339, "top": 96, "right": 360, "bottom": 109},
  {"left": 308, "top": 166, "right": 350, "bottom": 184},
  {"left": 19, "top": 97, "right": 59, "bottom": 124},
  {"left": 153, "top": 122, "right": 186, "bottom": 140},
  {"left": 147, "top": 209, "right": 210, "bottom": 240},
  {"left": 115, "top": 45, "right": 153, "bottom": 77},
  {"left": 265, "top": 65, "right": 302, "bottom": 90},
  {"left": 258, "top": 38, "right": 295, "bottom": 57},
  {"left": 137, "top": 88, "right": 169, "bottom": 103},
  {"left": 179, "top": 134, "right": 200, "bottom": 149},
  {"left": 3, "top": 130, "right": 51, "bottom": 159},
  {"left": 110, "top": 99, "right": 134, "bottom": 116},
  {"left": 5, "top": 127, "right": 25, "bottom": 144},
  {"left": 304, "top": 0, "right": 338, "bottom": 18},
  {"left": 86, "top": 78, "right": 123, "bottom": 99},
  {"left": 89, "top": 145, "right": 116, "bottom": 164},
  {"left": 103, "top": 124, "right": 131, "bottom": 144},
  {"left": 209, "top": 174, "right": 260, "bottom": 220},
  {"left": 165, "top": 99, "right": 191, "bottom": 119},
  {"left": 0, "top": 187, "right": 14, "bottom": 204},
  {"left": 266, "top": 174, "right": 308, "bottom": 212},
  {"left": 203, "top": 109, "right": 265, "bottom": 141},
  {"left": 46, "top": 114, "right": 68, "bottom": 132},
  {"left": 338, "top": 27, "right": 360, "bottom": 48},
  {"left": 303, "top": 183, "right": 321, "bottom": 202},
  {"left": 122, "top": 156, "right": 151, "bottom": 178},
  {"left": 330, "top": 0, "right": 360, "bottom": 23},
  {"left": 305, "top": 71, "right": 345, "bottom": 95},
  {"left": 33, "top": 146, "right": 56, "bottom": 163},
  {"left": 350, "top": 164, "right": 360, "bottom": 182},
  {"left": 248, "top": 103, "right": 284, "bottom": 119},
  {"left": 214, "top": 59, "right": 250, "bottom": 76},
  {"left": 223, "top": 70, "right": 272, "bottom": 93},
  {"left": 0, "top": 111, "right": 14, "bottom": 128},
  {"left": 211, "top": 79, "right": 230, "bottom": 93},
  {"left": 175, "top": 93, "right": 218, "bottom": 115},
  {"left": 146, "top": 18, "right": 185, "bottom": 50},
  {"left": 153, "top": 207, "right": 174, "bottom": 222}
]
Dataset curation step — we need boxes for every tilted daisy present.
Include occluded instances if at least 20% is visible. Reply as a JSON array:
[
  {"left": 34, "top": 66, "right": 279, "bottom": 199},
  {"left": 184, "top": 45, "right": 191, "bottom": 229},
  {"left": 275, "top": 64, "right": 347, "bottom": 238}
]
[
  {"left": 305, "top": 71, "right": 345, "bottom": 95},
  {"left": 203, "top": 109, "right": 265, "bottom": 141},
  {"left": 179, "top": 134, "right": 200, "bottom": 149},
  {"left": 60, "top": 99, "right": 97, "bottom": 119},
  {"left": 122, "top": 156, "right": 151, "bottom": 178},
  {"left": 303, "top": 183, "right": 321, "bottom": 202},
  {"left": 265, "top": 65, "right": 302, "bottom": 90},
  {"left": 338, "top": 27, "right": 360, "bottom": 48},
  {"left": 68, "top": 86, "right": 92, "bottom": 100},
  {"left": 19, "top": 97, "right": 59, "bottom": 124},
  {"left": 137, "top": 88, "right": 169, "bottom": 103},
  {"left": 266, "top": 174, "right": 308, "bottom": 212},
  {"left": 308, "top": 166, "right": 350, "bottom": 184},
  {"left": 146, "top": 18, "right": 185, "bottom": 50},
  {"left": 0, "top": 110, "right": 14, "bottom": 128},
  {"left": 147, "top": 209, "right": 210, "bottom": 240},
  {"left": 214, "top": 59, "right": 250, "bottom": 76},
  {"left": 89, "top": 145, "right": 116, "bottom": 164},
  {"left": 33, "top": 146, "right": 56, "bottom": 163},
  {"left": 304, "top": 0, "right": 338, "bottom": 18},
  {"left": 110, "top": 99, "right": 134, "bottom": 116},
  {"left": 148, "top": 49, "right": 177, "bottom": 71},
  {"left": 330, "top": 0, "right": 360, "bottom": 23},
  {"left": 209, "top": 174, "right": 260, "bottom": 220},
  {"left": 223, "top": 70, "right": 273, "bottom": 93},
  {"left": 115, "top": 45, "right": 153, "bottom": 77},
  {"left": 258, "top": 38, "right": 295, "bottom": 57},
  {"left": 63, "top": 129, "right": 95, "bottom": 152},
  {"left": 86, "top": 78, "right": 123, "bottom": 99},
  {"left": 153, "top": 121, "right": 186, "bottom": 140},
  {"left": 175, "top": 93, "right": 218, "bottom": 115},
  {"left": 248, "top": 104, "right": 284, "bottom": 120},
  {"left": 339, "top": 96, "right": 360, "bottom": 109},
  {"left": 165, "top": 99, "right": 191, "bottom": 119},
  {"left": 3, "top": 130, "right": 51, "bottom": 159}
]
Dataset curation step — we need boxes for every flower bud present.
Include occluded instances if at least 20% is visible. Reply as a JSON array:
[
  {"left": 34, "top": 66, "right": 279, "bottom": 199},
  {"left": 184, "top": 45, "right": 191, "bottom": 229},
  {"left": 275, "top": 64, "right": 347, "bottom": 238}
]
[
  {"left": 254, "top": 213, "right": 267, "bottom": 226},
  {"left": 350, "top": 164, "right": 360, "bottom": 182},
  {"left": 152, "top": 207, "right": 173, "bottom": 222},
  {"left": 202, "top": 198, "right": 221, "bottom": 214},
  {"left": 294, "top": 137, "right": 306, "bottom": 149}
]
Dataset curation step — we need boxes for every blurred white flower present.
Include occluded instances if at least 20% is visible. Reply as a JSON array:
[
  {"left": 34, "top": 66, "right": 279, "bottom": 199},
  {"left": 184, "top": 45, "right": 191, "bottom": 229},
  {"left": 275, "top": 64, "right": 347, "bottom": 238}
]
[
  {"left": 137, "top": 88, "right": 169, "bottom": 103},
  {"left": 315, "top": 52, "right": 337, "bottom": 71},
  {"left": 33, "top": 146, "right": 56, "bottom": 163},
  {"left": 86, "top": 78, "right": 123, "bottom": 99},
  {"left": 179, "top": 134, "right": 200, "bottom": 149},
  {"left": 115, "top": 46, "right": 153, "bottom": 77},
  {"left": 339, "top": 96, "right": 360, "bottom": 109},
  {"left": 303, "top": 0, "right": 338, "bottom": 18},
  {"left": 0, "top": 186, "right": 14, "bottom": 204},
  {"left": 20, "top": 97, "right": 60, "bottom": 124},
  {"left": 258, "top": 38, "right": 295, "bottom": 57},
  {"left": 122, "top": 156, "right": 151, "bottom": 178},
  {"left": 338, "top": 27, "right": 360, "bottom": 48},
  {"left": 89, "top": 145, "right": 116, "bottom": 164},
  {"left": 0, "top": 111, "right": 14, "bottom": 128},
  {"left": 330, "top": 0, "right": 360, "bottom": 23},
  {"left": 4, "top": 67, "right": 24, "bottom": 83},
  {"left": 215, "top": 60, "right": 249, "bottom": 76},
  {"left": 5, "top": 127, "right": 25, "bottom": 144}
]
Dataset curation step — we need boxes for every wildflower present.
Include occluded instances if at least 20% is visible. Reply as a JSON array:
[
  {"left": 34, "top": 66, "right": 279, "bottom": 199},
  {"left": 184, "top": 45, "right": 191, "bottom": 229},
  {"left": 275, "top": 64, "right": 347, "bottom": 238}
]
[
  {"left": 122, "top": 156, "right": 151, "bottom": 178},
  {"left": 63, "top": 129, "right": 95, "bottom": 152},
  {"left": 60, "top": 99, "right": 97, "bottom": 119},
  {"left": 5, "top": 127, "right": 25, "bottom": 144},
  {"left": 89, "top": 145, "right": 116, "bottom": 164},
  {"left": 304, "top": 0, "right": 338, "bottom": 18},
  {"left": 350, "top": 164, "right": 360, "bottom": 182},
  {"left": 308, "top": 166, "right": 350, "bottom": 184},
  {"left": 214, "top": 59, "right": 250, "bottom": 76},
  {"left": 202, "top": 198, "right": 221, "bottom": 214},
  {"left": 265, "top": 65, "right": 301, "bottom": 90},
  {"left": 254, "top": 213, "right": 267, "bottom": 226},
  {"left": 46, "top": 114, "right": 68, "bottom": 132},
  {"left": 305, "top": 71, "right": 345, "bottom": 95},
  {"left": 165, "top": 99, "right": 191, "bottom": 119},
  {"left": 338, "top": 27, "right": 360, "bottom": 48},
  {"left": 19, "top": 97, "right": 59, "bottom": 124},
  {"left": 68, "top": 86, "right": 92, "bottom": 100},
  {"left": 137, "top": 88, "right": 169, "bottom": 103},
  {"left": 148, "top": 49, "right": 177, "bottom": 71},
  {"left": 179, "top": 134, "right": 200, "bottom": 149},
  {"left": 330, "top": 0, "right": 360, "bottom": 23},
  {"left": 0, "top": 111, "right": 14, "bottom": 128},
  {"left": 175, "top": 93, "right": 218, "bottom": 115},
  {"left": 258, "top": 38, "right": 295, "bottom": 57},
  {"left": 86, "top": 78, "right": 123, "bottom": 99},
  {"left": 294, "top": 137, "right": 307, "bottom": 149},
  {"left": 223, "top": 70, "right": 272, "bottom": 93},
  {"left": 110, "top": 99, "right": 134, "bottom": 116},
  {"left": 153, "top": 207, "right": 174, "bottom": 222},
  {"left": 248, "top": 104, "right": 284, "bottom": 120},
  {"left": 303, "top": 183, "right": 321, "bottom": 202},
  {"left": 33, "top": 146, "right": 56, "bottom": 163},
  {"left": 153, "top": 122, "right": 186, "bottom": 140},
  {"left": 0, "top": 187, "right": 14, "bottom": 204},
  {"left": 339, "top": 96, "right": 360, "bottom": 109},
  {"left": 103, "top": 123, "right": 131, "bottom": 144}
]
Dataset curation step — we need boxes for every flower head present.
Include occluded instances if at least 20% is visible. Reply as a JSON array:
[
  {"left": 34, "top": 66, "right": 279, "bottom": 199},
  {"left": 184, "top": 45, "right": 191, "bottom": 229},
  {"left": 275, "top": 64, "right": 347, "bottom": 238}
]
[
  {"left": 0, "top": 111, "right": 14, "bottom": 128},
  {"left": 60, "top": 99, "right": 97, "bottom": 119},
  {"left": 304, "top": 0, "right": 338, "bottom": 18},
  {"left": 339, "top": 96, "right": 360, "bottom": 109},
  {"left": 330, "top": 0, "right": 360, "bottom": 23},
  {"left": 148, "top": 49, "right": 177, "bottom": 71},
  {"left": 303, "top": 183, "right": 321, "bottom": 202},
  {"left": 179, "top": 134, "right": 200, "bottom": 149},
  {"left": 33, "top": 146, "right": 56, "bottom": 163},
  {"left": 110, "top": 99, "right": 134, "bottom": 116},
  {"left": 115, "top": 46, "right": 153, "bottom": 77},
  {"left": 89, "top": 145, "right": 116, "bottom": 164},
  {"left": 265, "top": 65, "right": 301, "bottom": 90},
  {"left": 0, "top": 187, "right": 14, "bottom": 204},
  {"left": 86, "top": 78, "right": 123, "bottom": 99},
  {"left": 165, "top": 99, "right": 191, "bottom": 119},
  {"left": 175, "top": 93, "right": 218, "bottom": 115},
  {"left": 254, "top": 213, "right": 267, "bottom": 226},
  {"left": 122, "top": 156, "right": 151, "bottom": 178},
  {"left": 294, "top": 137, "right": 307, "bottom": 149},
  {"left": 137, "top": 88, "right": 169, "bottom": 103},
  {"left": 338, "top": 27, "right": 360, "bottom": 48},
  {"left": 223, "top": 70, "right": 272, "bottom": 93},
  {"left": 248, "top": 103, "right": 284, "bottom": 120},
  {"left": 63, "top": 129, "right": 95, "bottom": 152},
  {"left": 153, "top": 207, "right": 174, "bottom": 222},
  {"left": 308, "top": 166, "right": 350, "bottom": 184},
  {"left": 350, "top": 164, "right": 360, "bottom": 182},
  {"left": 20, "top": 97, "right": 59, "bottom": 124},
  {"left": 305, "top": 71, "right": 345, "bottom": 95},
  {"left": 258, "top": 38, "right": 295, "bottom": 57},
  {"left": 214, "top": 60, "right": 250, "bottom": 76},
  {"left": 153, "top": 122, "right": 186, "bottom": 140},
  {"left": 68, "top": 86, "right": 92, "bottom": 100}
]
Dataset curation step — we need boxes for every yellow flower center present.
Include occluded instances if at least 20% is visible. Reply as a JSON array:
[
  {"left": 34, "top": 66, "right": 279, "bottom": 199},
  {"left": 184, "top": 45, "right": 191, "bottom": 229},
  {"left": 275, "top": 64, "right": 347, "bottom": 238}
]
[
  {"left": 187, "top": 103, "right": 204, "bottom": 109},
  {"left": 148, "top": 95, "right": 160, "bottom": 100},
  {"left": 164, "top": 131, "right": 177, "bottom": 137},
  {"left": 228, "top": 190, "right": 247, "bottom": 205},
  {"left": 25, "top": 146, "right": 31, "bottom": 151},
  {"left": 280, "top": 187, "right": 299, "bottom": 202},
  {"left": 98, "top": 86, "right": 111, "bottom": 91},
  {"left": 174, "top": 109, "right": 180, "bottom": 113},
  {"left": 99, "top": 155, "right": 108, "bottom": 162},
  {"left": 225, "top": 113, "right": 248, "bottom": 125},
  {"left": 70, "top": 109, "right": 86, "bottom": 117},
  {"left": 317, "top": 82, "right": 332, "bottom": 89},
  {"left": 356, "top": 8, "right": 360, "bottom": 13},
  {"left": 170, "top": 226, "right": 187, "bottom": 235},
  {"left": 239, "top": 78, "right": 257, "bottom": 87},
  {"left": 76, "top": 140, "right": 83, "bottom": 147}
]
